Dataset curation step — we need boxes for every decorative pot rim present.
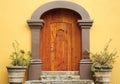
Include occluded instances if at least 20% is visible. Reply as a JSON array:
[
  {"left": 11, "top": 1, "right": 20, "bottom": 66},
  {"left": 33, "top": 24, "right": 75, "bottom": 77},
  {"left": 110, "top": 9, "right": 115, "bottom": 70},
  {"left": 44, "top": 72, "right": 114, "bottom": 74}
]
[
  {"left": 95, "top": 66, "right": 112, "bottom": 69},
  {"left": 6, "top": 66, "right": 27, "bottom": 69}
]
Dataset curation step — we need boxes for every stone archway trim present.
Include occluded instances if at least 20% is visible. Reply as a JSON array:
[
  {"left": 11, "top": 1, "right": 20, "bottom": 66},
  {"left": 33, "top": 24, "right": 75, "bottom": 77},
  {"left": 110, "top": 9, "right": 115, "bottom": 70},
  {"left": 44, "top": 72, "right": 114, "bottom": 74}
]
[
  {"left": 31, "top": 1, "right": 90, "bottom": 20},
  {"left": 27, "top": 1, "right": 93, "bottom": 80}
]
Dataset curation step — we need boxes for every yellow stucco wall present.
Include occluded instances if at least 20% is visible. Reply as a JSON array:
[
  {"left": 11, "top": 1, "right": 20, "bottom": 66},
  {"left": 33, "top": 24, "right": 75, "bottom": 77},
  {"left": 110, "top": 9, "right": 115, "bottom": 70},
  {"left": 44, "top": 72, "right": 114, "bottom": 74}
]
[{"left": 0, "top": 0, "right": 120, "bottom": 84}]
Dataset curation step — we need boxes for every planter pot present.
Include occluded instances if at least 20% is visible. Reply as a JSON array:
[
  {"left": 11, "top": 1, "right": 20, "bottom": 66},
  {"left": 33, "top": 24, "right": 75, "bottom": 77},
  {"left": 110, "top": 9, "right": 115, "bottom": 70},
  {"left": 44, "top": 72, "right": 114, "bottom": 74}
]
[
  {"left": 94, "top": 68, "right": 112, "bottom": 84},
  {"left": 7, "top": 66, "right": 27, "bottom": 84}
]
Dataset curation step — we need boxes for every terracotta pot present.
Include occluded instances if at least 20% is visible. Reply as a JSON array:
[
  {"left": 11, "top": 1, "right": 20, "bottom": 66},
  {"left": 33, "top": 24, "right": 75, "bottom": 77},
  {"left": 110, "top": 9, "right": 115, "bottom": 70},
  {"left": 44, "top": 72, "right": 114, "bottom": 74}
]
[{"left": 7, "top": 66, "right": 27, "bottom": 84}]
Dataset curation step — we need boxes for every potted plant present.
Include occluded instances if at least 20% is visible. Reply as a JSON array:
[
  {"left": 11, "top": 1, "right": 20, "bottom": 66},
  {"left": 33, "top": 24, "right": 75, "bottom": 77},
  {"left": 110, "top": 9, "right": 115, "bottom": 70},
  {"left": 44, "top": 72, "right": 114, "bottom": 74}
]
[
  {"left": 88, "top": 39, "right": 118, "bottom": 84},
  {"left": 7, "top": 40, "right": 31, "bottom": 84}
]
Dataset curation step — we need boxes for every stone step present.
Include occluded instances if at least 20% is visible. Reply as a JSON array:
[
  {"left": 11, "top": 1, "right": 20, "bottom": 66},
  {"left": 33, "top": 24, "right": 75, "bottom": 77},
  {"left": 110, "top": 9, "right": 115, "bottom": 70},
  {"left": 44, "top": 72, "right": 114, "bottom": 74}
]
[
  {"left": 41, "top": 71, "right": 80, "bottom": 80},
  {"left": 42, "top": 71, "right": 79, "bottom": 75},
  {"left": 41, "top": 75, "right": 80, "bottom": 80},
  {"left": 25, "top": 71, "right": 95, "bottom": 84},
  {"left": 25, "top": 80, "right": 94, "bottom": 84}
]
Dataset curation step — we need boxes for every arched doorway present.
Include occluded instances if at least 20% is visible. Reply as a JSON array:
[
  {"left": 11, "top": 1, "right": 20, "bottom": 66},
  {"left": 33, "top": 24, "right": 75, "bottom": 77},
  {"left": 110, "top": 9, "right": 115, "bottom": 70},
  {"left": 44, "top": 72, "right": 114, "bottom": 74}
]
[
  {"left": 27, "top": 1, "right": 93, "bottom": 80},
  {"left": 40, "top": 9, "right": 81, "bottom": 71}
]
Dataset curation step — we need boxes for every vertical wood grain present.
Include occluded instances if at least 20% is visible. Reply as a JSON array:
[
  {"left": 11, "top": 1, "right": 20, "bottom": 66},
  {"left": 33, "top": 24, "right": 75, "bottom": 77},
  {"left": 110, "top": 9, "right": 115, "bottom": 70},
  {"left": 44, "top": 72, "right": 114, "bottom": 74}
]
[{"left": 41, "top": 9, "right": 81, "bottom": 71}]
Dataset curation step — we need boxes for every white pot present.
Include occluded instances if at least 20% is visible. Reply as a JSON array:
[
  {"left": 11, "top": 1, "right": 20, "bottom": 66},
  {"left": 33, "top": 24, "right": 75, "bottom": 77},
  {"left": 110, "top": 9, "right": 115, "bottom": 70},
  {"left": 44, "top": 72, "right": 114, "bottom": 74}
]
[
  {"left": 7, "top": 66, "right": 27, "bottom": 84},
  {"left": 94, "top": 68, "right": 112, "bottom": 84}
]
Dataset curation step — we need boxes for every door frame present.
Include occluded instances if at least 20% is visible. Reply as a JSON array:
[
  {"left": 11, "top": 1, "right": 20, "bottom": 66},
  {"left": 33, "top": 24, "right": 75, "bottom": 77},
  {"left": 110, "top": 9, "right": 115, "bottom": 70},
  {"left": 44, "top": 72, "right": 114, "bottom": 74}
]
[{"left": 27, "top": 1, "right": 93, "bottom": 80}]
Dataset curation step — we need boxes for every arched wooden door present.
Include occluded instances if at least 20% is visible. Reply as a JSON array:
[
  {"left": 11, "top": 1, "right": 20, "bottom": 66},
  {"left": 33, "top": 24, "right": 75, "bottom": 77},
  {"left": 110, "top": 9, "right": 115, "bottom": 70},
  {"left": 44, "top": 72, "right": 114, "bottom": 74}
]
[{"left": 40, "top": 9, "right": 81, "bottom": 71}]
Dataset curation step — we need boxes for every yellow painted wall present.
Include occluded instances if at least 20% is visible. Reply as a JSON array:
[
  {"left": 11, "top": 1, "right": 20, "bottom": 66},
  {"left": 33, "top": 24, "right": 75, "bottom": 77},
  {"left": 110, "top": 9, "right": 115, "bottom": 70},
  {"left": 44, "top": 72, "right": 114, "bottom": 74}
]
[{"left": 0, "top": 0, "right": 120, "bottom": 84}]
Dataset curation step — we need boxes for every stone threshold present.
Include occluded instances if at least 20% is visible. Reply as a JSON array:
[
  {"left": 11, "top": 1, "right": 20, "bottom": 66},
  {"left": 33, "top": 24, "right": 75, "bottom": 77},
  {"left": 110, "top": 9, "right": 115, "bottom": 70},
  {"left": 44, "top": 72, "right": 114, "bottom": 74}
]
[{"left": 42, "top": 71, "right": 79, "bottom": 75}]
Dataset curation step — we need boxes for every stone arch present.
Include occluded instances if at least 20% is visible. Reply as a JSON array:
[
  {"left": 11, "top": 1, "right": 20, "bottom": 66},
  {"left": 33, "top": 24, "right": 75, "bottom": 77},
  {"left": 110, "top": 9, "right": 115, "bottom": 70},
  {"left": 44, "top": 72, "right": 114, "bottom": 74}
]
[
  {"left": 27, "top": 0, "right": 93, "bottom": 80},
  {"left": 31, "top": 1, "right": 90, "bottom": 20}
]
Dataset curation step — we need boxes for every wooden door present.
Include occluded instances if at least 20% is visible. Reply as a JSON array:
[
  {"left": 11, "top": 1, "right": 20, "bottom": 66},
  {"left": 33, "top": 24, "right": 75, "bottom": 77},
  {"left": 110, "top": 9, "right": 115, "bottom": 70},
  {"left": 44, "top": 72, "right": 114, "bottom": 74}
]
[{"left": 40, "top": 9, "right": 81, "bottom": 71}]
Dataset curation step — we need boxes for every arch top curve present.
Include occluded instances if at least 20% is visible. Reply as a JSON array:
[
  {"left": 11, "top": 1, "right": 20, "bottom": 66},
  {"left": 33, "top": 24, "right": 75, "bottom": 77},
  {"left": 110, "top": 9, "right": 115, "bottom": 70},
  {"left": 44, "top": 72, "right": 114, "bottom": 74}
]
[{"left": 31, "top": 1, "right": 90, "bottom": 20}]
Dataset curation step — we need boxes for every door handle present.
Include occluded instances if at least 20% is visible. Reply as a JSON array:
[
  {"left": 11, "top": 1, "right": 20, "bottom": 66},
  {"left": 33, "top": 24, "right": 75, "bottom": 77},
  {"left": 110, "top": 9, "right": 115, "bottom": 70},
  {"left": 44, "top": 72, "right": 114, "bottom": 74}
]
[{"left": 50, "top": 46, "right": 54, "bottom": 52}]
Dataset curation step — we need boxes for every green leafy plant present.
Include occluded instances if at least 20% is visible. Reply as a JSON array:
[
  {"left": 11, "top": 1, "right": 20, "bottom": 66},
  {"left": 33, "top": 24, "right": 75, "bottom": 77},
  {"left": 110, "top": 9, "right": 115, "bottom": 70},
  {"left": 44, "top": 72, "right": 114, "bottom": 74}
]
[
  {"left": 88, "top": 39, "right": 118, "bottom": 71},
  {"left": 10, "top": 40, "right": 31, "bottom": 66}
]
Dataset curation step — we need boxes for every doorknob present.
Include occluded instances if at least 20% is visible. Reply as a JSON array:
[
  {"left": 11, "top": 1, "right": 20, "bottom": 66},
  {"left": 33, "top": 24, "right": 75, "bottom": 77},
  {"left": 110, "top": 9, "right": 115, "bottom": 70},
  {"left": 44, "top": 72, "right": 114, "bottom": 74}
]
[{"left": 50, "top": 46, "right": 54, "bottom": 52}]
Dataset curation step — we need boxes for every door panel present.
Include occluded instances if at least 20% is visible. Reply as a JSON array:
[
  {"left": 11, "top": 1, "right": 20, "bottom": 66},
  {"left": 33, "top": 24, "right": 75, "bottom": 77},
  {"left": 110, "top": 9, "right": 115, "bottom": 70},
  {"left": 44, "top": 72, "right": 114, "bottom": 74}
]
[
  {"left": 40, "top": 9, "right": 81, "bottom": 71},
  {"left": 50, "top": 23, "right": 72, "bottom": 70}
]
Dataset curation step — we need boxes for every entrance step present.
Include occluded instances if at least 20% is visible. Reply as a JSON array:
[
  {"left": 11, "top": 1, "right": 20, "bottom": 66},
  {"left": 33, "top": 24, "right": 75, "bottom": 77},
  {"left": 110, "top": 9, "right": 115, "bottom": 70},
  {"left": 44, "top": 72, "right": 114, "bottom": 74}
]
[
  {"left": 42, "top": 71, "right": 79, "bottom": 75},
  {"left": 25, "top": 80, "right": 94, "bottom": 84},
  {"left": 41, "top": 75, "right": 80, "bottom": 80},
  {"left": 41, "top": 71, "right": 80, "bottom": 80},
  {"left": 25, "top": 71, "right": 94, "bottom": 84}
]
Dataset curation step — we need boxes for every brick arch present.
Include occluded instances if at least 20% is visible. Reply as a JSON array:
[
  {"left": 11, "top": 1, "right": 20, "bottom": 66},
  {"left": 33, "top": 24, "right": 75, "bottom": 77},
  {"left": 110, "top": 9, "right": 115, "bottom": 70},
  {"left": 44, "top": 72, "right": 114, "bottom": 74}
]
[{"left": 27, "top": 0, "right": 93, "bottom": 80}]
